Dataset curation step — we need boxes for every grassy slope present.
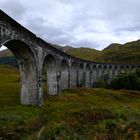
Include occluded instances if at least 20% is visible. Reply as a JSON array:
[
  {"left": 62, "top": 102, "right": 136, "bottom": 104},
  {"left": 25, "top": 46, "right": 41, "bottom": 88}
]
[
  {"left": 1, "top": 39, "right": 140, "bottom": 65},
  {"left": 66, "top": 47, "right": 101, "bottom": 62},
  {"left": 0, "top": 65, "right": 140, "bottom": 140},
  {"left": 0, "top": 49, "right": 13, "bottom": 58},
  {"left": 66, "top": 40, "right": 140, "bottom": 64}
]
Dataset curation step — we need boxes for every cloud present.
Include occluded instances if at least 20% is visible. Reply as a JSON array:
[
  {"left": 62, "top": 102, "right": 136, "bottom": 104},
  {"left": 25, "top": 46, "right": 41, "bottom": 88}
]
[
  {"left": 1, "top": 0, "right": 140, "bottom": 50},
  {"left": 1, "top": 0, "right": 26, "bottom": 20}
]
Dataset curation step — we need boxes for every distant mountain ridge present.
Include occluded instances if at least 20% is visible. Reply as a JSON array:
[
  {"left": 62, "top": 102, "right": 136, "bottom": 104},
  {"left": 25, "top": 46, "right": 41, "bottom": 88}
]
[
  {"left": 0, "top": 39, "right": 140, "bottom": 66},
  {"left": 0, "top": 49, "right": 13, "bottom": 58}
]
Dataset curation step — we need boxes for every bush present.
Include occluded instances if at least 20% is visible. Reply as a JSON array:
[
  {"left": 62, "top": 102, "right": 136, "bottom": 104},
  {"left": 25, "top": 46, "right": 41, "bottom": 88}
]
[{"left": 110, "top": 69, "right": 140, "bottom": 90}]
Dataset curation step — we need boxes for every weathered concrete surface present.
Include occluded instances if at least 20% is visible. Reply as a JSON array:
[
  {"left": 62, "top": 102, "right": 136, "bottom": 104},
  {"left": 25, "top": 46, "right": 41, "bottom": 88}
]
[
  {"left": 0, "top": 10, "right": 140, "bottom": 106},
  {"left": 60, "top": 59, "right": 69, "bottom": 89}
]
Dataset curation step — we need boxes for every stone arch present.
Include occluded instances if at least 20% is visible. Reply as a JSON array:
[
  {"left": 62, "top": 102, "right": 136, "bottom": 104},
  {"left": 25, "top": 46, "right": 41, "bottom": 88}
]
[
  {"left": 137, "top": 65, "right": 140, "bottom": 69},
  {"left": 97, "top": 65, "right": 102, "bottom": 81},
  {"left": 103, "top": 65, "right": 108, "bottom": 83},
  {"left": 85, "top": 64, "right": 91, "bottom": 88},
  {"left": 120, "top": 65, "right": 125, "bottom": 74},
  {"left": 71, "top": 62, "right": 77, "bottom": 88},
  {"left": 0, "top": 39, "right": 39, "bottom": 105},
  {"left": 60, "top": 59, "right": 69, "bottom": 89},
  {"left": 92, "top": 65, "right": 97, "bottom": 87},
  {"left": 78, "top": 63, "right": 84, "bottom": 87},
  {"left": 126, "top": 65, "right": 130, "bottom": 74},
  {"left": 114, "top": 65, "right": 119, "bottom": 76},
  {"left": 131, "top": 65, "right": 136, "bottom": 73},
  {"left": 108, "top": 65, "right": 113, "bottom": 82},
  {"left": 43, "top": 54, "right": 58, "bottom": 95}
]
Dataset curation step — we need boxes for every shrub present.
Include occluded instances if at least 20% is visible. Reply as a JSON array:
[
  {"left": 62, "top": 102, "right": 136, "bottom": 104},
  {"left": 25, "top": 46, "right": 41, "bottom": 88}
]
[{"left": 110, "top": 69, "right": 140, "bottom": 90}]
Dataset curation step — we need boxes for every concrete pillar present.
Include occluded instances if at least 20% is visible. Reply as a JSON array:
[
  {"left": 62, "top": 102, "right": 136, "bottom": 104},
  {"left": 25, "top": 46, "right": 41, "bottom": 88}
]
[
  {"left": 126, "top": 66, "right": 130, "bottom": 74},
  {"left": 114, "top": 66, "right": 119, "bottom": 77},
  {"left": 71, "top": 62, "right": 77, "bottom": 88},
  {"left": 60, "top": 60, "right": 69, "bottom": 89},
  {"left": 78, "top": 63, "right": 84, "bottom": 87},
  {"left": 97, "top": 65, "right": 102, "bottom": 82},
  {"left": 43, "top": 54, "right": 58, "bottom": 95},
  {"left": 103, "top": 65, "right": 108, "bottom": 84},
  {"left": 120, "top": 66, "right": 125, "bottom": 74},
  {"left": 2, "top": 40, "right": 40, "bottom": 105},
  {"left": 85, "top": 64, "right": 90, "bottom": 88},
  {"left": 37, "top": 69, "right": 43, "bottom": 106},
  {"left": 57, "top": 72, "right": 61, "bottom": 95},
  {"left": 92, "top": 65, "right": 97, "bottom": 87},
  {"left": 108, "top": 66, "right": 113, "bottom": 83},
  {"left": 19, "top": 61, "right": 39, "bottom": 105}
]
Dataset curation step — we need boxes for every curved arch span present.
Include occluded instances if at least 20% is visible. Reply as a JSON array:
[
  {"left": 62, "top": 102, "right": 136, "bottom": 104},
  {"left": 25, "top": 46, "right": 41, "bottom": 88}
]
[
  {"left": 43, "top": 54, "right": 58, "bottom": 95},
  {"left": 1, "top": 39, "right": 39, "bottom": 105},
  {"left": 71, "top": 62, "right": 77, "bottom": 88},
  {"left": 92, "top": 65, "right": 97, "bottom": 87},
  {"left": 60, "top": 59, "right": 69, "bottom": 89},
  {"left": 78, "top": 63, "right": 84, "bottom": 87},
  {"left": 85, "top": 64, "right": 91, "bottom": 88}
]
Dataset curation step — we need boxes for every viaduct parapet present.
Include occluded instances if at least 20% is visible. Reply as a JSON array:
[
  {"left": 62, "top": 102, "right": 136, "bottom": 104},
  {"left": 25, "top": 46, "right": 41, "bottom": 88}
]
[{"left": 0, "top": 10, "right": 139, "bottom": 106}]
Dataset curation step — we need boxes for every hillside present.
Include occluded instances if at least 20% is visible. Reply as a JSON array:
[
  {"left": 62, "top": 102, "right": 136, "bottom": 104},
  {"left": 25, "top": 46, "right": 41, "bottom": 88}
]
[
  {"left": 0, "top": 49, "right": 13, "bottom": 58},
  {"left": 1, "top": 39, "right": 140, "bottom": 65},
  {"left": 100, "top": 40, "right": 140, "bottom": 64},
  {"left": 0, "top": 65, "right": 140, "bottom": 139},
  {"left": 65, "top": 47, "right": 101, "bottom": 61},
  {"left": 65, "top": 40, "right": 140, "bottom": 64}
]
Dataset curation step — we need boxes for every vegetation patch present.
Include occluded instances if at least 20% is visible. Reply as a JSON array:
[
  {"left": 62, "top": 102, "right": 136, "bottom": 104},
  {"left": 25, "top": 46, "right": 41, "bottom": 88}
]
[{"left": 0, "top": 65, "right": 140, "bottom": 140}]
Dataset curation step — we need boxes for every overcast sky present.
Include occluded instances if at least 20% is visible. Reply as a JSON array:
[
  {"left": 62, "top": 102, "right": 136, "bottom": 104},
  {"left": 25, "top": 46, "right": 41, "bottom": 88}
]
[{"left": 1, "top": 0, "right": 140, "bottom": 50}]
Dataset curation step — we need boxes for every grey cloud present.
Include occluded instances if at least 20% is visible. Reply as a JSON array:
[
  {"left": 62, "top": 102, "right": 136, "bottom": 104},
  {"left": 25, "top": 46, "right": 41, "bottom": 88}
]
[
  {"left": 1, "top": 0, "right": 26, "bottom": 20},
  {"left": 1, "top": 0, "right": 140, "bottom": 50}
]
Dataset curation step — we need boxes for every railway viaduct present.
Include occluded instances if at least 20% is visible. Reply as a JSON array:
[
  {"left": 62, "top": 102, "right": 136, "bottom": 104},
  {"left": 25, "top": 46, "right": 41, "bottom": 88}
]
[{"left": 0, "top": 10, "right": 139, "bottom": 106}]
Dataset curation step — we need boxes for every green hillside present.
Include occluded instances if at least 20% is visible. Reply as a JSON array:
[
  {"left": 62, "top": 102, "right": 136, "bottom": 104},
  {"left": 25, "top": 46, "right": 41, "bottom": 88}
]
[
  {"left": 100, "top": 40, "right": 140, "bottom": 64},
  {"left": 66, "top": 47, "right": 101, "bottom": 61},
  {"left": 1, "top": 39, "right": 140, "bottom": 65},
  {"left": 66, "top": 39, "right": 140, "bottom": 64},
  {"left": 0, "top": 49, "right": 13, "bottom": 58},
  {"left": 0, "top": 65, "right": 140, "bottom": 139}
]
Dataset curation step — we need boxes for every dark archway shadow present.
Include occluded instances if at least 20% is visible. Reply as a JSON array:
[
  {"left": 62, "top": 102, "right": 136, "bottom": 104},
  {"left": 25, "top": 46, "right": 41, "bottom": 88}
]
[
  {"left": 60, "top": 59, "right": 69, "bottom": 89},
  {"left": 78, "top": 63, "right": 84, "bottom": 87},
  {"left": 85, "top": 64, "right": 90, "bottom": 88},
  {"left": 0, "top": 39, "right": 38, "bottom": 105},
  {"left": 43, "top": 54, "right": 57, "bottom": 96},
  {"left": 71, "top": 62, "right": 77, "bottom": 88}
]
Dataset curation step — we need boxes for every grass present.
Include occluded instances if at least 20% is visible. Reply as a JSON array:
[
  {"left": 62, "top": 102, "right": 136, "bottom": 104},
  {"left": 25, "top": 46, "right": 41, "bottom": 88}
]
[{"left": 0, "top": 65, "right": 140, "bottom": 140}]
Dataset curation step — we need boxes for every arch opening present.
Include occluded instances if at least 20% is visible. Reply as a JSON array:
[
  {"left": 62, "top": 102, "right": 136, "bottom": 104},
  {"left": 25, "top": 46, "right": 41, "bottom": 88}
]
[
  {"left": 120, "top": 66, "right": 125, "bottom": 74},
  {"left": 97, "top": 65, "right": 102, "bottom": 81},
  {"left": 114, "top": 66, "right": 119, "bottom": 76},
  {"left": 43, "top": 54, "right": 57, "bottom": 95},
  {"left": 103, "top": 65, "right": 108, "bottom": 83},
  {"left": 78, "top": 63, "right": 84, "bottom": 87},
  {"left": 108, "top": 65, "right": 113, "bottom": 82},
  {"left": 60, "top": 59, "right": 69, "bottom": 89},
  {"left": 126, "top": 65, "right": 130, "bottom": 74},
  {"left": 71, "top": 62, "right": 77, "bottom": 88},
  {"left": 85, "top": 64, "right": 90, "bottom": 88},
  {"left": 92, "top": 65, "right": 97, "bottom": 87},
  {"left": 0, "top": 39, "right": 38, "bottom": 105}
]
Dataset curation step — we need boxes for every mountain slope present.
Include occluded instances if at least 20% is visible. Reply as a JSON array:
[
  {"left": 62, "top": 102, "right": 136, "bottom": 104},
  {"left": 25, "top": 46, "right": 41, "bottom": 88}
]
[
  {"left": 65, "top": 47, "right": 100, "bottom": 61},
  {"left": 100, "top": 40, "right": 140, "bottom": 64},
  {"left": 0, "top": 39, "right": 140, "bottom": 65},
  {"left": 0, "top": 49, "right": 13, "bottom": 58},
  {"left": 66, "top": 39, "right": 140, "bottom": 64}
]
